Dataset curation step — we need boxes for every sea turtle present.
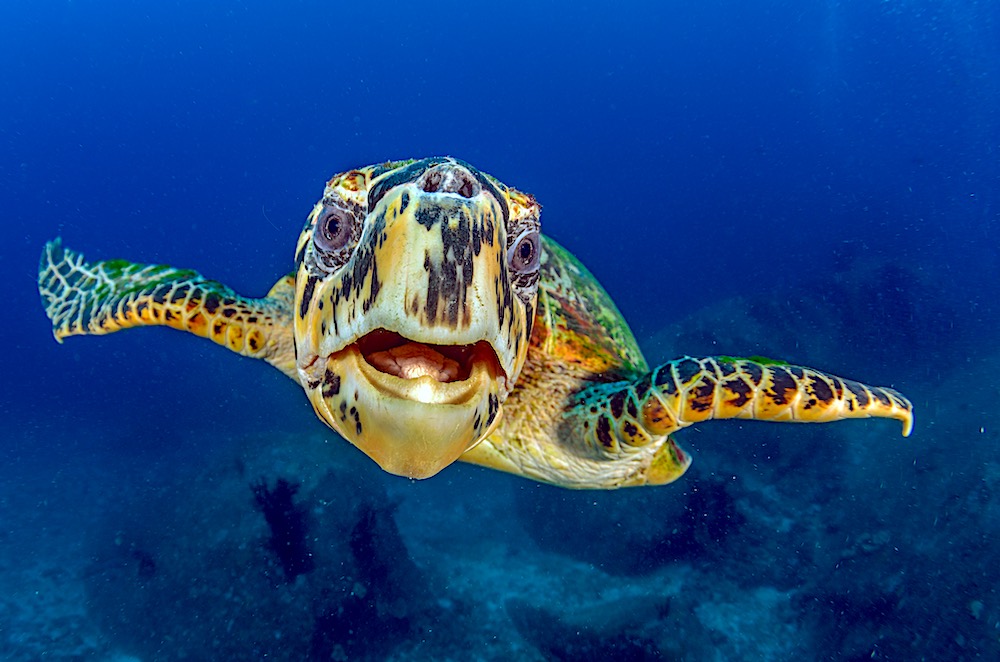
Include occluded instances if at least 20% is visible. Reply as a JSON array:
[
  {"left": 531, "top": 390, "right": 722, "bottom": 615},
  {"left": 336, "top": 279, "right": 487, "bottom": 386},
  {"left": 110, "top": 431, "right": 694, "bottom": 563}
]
[{"left": 37, "top": 157, "right": 913, "bottom": 488}]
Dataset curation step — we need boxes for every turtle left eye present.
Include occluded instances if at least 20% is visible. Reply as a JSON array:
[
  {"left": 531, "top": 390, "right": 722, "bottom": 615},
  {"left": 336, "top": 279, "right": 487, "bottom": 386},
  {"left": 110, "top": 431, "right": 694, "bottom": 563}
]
[
  {"left": 315, "top": 205, "right": 353, "bottom": 252},
  {"left": 508, "top": 229, "right": 540, "bottom": 274}
]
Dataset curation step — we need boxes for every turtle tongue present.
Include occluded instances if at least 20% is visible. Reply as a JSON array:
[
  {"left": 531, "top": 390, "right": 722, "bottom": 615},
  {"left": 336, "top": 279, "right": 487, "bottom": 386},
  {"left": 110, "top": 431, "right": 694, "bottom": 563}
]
[{"left": 366, "top": 342, "right": 461, "bottom": 382}]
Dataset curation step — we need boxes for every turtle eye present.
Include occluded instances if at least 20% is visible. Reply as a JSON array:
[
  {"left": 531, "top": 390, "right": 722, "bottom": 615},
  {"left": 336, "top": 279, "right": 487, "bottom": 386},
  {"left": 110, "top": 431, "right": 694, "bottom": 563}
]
[
  {"left": 314, "top": 205, "right": 353, "bottom": 252},
  {"left": 507, "top": 229, "right": 540, "bottom": 274}
]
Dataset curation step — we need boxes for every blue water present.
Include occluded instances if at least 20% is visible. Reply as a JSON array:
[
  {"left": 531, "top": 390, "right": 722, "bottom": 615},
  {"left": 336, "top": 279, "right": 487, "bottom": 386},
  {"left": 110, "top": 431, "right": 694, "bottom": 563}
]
[{"left": 3, "top": 0, "right": 999, "bottom": 659}]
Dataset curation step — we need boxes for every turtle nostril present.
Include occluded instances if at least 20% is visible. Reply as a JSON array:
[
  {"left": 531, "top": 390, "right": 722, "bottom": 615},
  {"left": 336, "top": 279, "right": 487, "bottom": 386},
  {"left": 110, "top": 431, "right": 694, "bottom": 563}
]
[
  {"left": 457, "top": 178, "right": 476, "bottom": 198},
  {"left": 422, "top": 170, "right": 443, "bottom": 193},
  {"left": 419, "top": 166, "right": 480, "bottom": 198},
  {"left": 449, "top": 169, "right": 480, "bottom": 198}
]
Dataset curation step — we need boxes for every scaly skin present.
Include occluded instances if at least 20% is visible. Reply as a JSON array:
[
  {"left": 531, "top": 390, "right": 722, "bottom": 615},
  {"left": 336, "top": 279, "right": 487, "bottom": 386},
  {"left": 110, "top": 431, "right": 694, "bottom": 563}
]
[
  {"left": 38, "top": 238, "right": 296, "bottom": 377},
  {"left": 37, "top": 158, "right": 914, "bottom": 489}
]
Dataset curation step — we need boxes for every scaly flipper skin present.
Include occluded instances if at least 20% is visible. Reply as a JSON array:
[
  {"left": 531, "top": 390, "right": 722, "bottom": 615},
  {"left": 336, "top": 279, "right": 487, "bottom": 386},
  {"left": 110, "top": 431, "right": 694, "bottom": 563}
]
[
  {"left": 38, "top": 238, "right": 297, "bottom": 378},
  {"left": 465, "top": 356, "right": 913, "bottom": 489}
]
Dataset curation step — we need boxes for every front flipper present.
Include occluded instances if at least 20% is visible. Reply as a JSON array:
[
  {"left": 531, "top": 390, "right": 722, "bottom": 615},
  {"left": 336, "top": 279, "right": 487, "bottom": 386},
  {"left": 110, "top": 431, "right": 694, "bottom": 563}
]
[
  {"left": 38, "top": 238, "right": 297, "bottom": 378},
  {"left": 579, "top": 356, "right": 912, "bottom": 487},
  {"left": 464, "top": 356, "right": 913, "bottom": 489}
]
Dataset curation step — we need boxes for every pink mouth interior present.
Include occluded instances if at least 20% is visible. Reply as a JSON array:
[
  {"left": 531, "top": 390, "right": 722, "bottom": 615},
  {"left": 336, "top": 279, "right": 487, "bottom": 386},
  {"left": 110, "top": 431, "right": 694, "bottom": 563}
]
[{"left": 357, "top": 330, "right": 496, "bottom": 383}]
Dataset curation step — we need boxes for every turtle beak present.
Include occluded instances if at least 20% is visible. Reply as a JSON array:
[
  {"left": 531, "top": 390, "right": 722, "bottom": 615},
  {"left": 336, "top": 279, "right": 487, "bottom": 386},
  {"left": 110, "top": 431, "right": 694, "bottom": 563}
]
[{"left": 297, "top": 161, "right": 531, "bottom": 479}]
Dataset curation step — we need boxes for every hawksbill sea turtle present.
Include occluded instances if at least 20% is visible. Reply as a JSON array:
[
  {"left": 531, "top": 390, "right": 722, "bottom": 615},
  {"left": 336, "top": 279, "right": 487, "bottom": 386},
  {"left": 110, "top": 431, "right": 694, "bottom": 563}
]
[{"left": 37, "top": 157, "right": 913, "bottom": 488}]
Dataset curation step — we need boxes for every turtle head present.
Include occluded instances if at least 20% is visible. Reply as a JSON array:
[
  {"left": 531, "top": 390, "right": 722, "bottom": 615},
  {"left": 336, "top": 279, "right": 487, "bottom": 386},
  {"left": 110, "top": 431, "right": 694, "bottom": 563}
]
[{"left": 293, "top": 158, "right": 541, "bottom": 479}]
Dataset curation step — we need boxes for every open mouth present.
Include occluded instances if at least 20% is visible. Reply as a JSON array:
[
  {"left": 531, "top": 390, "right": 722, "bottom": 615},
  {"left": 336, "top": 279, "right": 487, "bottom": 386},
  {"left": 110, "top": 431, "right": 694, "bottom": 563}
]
[
  {"left": 334, "top": 329, "right": 504, "bottom": 404},
  {"left": 357, "top": 329, "right": 489, "bottom": 382}
]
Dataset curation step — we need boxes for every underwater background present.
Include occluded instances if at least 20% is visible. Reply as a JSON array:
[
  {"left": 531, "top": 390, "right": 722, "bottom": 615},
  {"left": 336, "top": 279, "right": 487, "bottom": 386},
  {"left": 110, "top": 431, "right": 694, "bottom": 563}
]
[{"left": 2, "top": 0, "right": 1000, "bottom": 659}]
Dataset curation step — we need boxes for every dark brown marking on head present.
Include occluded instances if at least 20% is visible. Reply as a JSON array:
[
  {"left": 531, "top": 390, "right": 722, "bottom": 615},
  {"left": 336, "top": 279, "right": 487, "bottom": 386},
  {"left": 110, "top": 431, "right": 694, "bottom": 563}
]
[
  {"left": 414, "top": 200, "right": 488, "bottom": 328},
  {"left": 487, "top": 392, "right": 499, "bottom": 426},
  {"left": 322, "top": 370, "right": 341, "bottom": 398},
  {"left": 626, "top": 395, "right": 638, "bottom": 418},
  {"left": 295, "top": 239, "right": 308, "bottom": 270},
  {"left": 423, "top": 252, "right": 439, "bottom": 321},
  {"left": 300, "top": 275, "right": 319, "bottom": 319},
  {"left": 350, "top": 407, "right": 362, "bottom": 435},
  {"left": 365, "top": 261, "right": 381, "bottom": 313}
]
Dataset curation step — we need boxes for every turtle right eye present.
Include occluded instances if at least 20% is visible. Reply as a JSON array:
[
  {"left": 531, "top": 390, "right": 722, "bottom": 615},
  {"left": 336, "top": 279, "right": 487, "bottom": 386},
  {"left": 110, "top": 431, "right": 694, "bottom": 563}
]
[
  {"left": 507, "top": 229, "right": 541, "bottom": 275},
  {"left": 315, "top": 206, "right": 353, "bottom": 252}
]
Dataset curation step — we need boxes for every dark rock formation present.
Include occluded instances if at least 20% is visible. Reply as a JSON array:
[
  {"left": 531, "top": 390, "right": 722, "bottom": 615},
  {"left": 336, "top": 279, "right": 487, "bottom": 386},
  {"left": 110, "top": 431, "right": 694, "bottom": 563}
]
[{"left": 251, "top": 477, "right": 314, "bottom": 581}]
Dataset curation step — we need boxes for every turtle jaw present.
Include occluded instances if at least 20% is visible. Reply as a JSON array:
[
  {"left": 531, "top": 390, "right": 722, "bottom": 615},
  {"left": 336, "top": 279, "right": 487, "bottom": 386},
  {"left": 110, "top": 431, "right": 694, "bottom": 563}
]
[{"left": 303, "top": 330, "right": 506, "bottom": 479}]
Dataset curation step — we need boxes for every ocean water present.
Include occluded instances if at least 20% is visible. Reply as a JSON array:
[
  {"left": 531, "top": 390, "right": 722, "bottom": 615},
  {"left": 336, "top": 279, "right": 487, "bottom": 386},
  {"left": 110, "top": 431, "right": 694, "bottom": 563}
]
[{"left": 2, "top": 0, "right": 999, "bottom": 659}]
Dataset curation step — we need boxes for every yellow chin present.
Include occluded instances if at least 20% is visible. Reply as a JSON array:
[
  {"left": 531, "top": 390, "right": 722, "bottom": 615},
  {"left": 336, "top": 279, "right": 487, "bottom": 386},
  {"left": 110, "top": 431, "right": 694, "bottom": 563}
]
[{"left": 308, "top": 342, "right": 504, "bottom": 479}]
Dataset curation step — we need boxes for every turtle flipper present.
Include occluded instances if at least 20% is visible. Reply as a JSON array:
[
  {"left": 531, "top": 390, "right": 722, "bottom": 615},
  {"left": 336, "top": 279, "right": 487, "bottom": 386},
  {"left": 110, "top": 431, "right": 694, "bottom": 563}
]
[
  {"left": 464, "top": 356, "right": 913, "bottom": 489},
  {"left": 560, "top": 356, "right": 911, "bottom": 487},
  {"left": 637, "top": 356, "right": 913, "bottom": 436},
  {"left": 38, "top": 238, "right": 297, "bottom": 378}
]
